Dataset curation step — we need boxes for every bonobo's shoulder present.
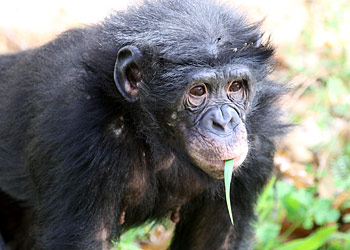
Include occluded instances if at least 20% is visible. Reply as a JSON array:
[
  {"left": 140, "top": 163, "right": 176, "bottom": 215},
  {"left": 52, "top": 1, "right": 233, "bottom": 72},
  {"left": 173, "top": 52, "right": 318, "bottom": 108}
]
[
  {"left": 0, "top": 28, "right": 91, "bottom": 76},
  {"left": 0, "top": 51, "right": 31, "bottom": 74}
]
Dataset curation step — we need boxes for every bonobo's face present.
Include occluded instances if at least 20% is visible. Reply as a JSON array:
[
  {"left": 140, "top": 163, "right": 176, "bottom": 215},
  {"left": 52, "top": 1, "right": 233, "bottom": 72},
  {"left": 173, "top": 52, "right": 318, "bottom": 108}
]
[
  {"left": 113, "top": 45, "right": 253, "bottom": 179},
  {"left": 177, "top": 66, "right": 252, "bottom": 179}
]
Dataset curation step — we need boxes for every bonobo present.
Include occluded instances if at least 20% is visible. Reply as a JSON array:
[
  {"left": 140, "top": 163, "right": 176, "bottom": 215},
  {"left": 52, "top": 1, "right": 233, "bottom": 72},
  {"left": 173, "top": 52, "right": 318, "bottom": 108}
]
[{"left": 0, "top": 0, "right": 288, "bottom": 249}]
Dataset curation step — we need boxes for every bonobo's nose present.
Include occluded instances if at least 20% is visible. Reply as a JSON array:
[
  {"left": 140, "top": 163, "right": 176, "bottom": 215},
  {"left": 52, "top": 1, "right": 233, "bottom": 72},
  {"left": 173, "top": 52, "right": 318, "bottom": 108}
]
[{"left": 201, "top": 105, "right": 239, "bottom": 134}]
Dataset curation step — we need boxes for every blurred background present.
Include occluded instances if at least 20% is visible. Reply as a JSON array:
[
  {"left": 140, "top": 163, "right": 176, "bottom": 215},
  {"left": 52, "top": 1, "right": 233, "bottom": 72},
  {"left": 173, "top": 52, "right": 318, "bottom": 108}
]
[{"left": 0, "top": 0, "right": 349, "bottom": 249}]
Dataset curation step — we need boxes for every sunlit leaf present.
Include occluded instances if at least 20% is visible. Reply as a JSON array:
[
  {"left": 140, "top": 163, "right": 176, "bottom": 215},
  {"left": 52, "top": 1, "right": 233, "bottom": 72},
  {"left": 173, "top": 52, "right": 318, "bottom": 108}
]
[
  {"left": 343, "top": 214, "right": 350, "bottom": 223},
  {"left": 224, "top": 159, "right": 234, "bottom": 225},
  {"left": 277, "top": 226, "right": 337, "bottom": 250}
]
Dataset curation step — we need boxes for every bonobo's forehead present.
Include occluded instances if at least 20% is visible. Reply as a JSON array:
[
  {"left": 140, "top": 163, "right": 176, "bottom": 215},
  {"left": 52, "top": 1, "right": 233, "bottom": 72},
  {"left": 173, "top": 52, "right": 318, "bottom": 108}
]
[
  {"left": 154, "top": 24, "right": 263, "bottom": 65},
  {"left": 190, "top": 65, "right": 253, "bottom": 85}
]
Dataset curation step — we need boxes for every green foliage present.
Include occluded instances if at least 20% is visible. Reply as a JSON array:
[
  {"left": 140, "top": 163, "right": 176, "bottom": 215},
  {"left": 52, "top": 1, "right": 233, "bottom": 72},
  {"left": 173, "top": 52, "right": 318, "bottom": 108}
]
[
  {"left": 254, "top": 180, "right": 344, "bottom": 250},
  {"left": 277, "top": 226, "right": 337, "bottom": 250},
  {"left": 324, "top": 231, "right": 350, "bottom": 250},
  {"left": 112, "top": 221, "right": 169, "bottom": 250},
  {"left": 332, "top": 143, "right": 350, "bottom": 191},
  {"left": 261, "top": 2, "right": 350, "bottom": 248},
  {"left": 312, "top": 200, "right": 340, "bottom": 226},
  {"left": 256, "top": 222, "right": 281, "bottom": 247},
  {"left": 113, "top": 227, "right": 146, "bottom": 250},
  {"left": 343, "top": 214, "right": 350, "bottom": 223},
  {"left": 276, "top": 182, "right": 340, "bottom": 229}
]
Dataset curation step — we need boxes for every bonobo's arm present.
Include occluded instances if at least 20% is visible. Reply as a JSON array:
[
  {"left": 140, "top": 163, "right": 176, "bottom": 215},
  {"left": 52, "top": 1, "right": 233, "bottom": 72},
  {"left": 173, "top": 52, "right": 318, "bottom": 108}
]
[{"left": 27, "top": 107, "right": 126, "bottom": 250}]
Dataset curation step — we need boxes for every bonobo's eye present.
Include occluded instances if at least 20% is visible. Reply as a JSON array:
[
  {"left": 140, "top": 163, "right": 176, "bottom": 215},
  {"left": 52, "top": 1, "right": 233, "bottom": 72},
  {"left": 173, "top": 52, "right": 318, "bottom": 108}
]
[
  {"left": 187, "top": 83, "right": 207, "bottom": 108},
  {"left": 189, "top": 84, "right": 206, "bottom": 97},
  {"left": 227, "top": 79, "right": 246, "bottom": 102},
  {"left": 228, "top": 80, "right": 244, "bottom": 92}
]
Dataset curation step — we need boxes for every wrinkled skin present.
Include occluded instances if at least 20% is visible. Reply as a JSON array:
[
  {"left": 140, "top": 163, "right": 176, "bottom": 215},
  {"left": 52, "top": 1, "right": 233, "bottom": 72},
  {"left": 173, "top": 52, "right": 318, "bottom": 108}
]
[{"left": 178, "top": 67, "right": 252, "bottom": 178}]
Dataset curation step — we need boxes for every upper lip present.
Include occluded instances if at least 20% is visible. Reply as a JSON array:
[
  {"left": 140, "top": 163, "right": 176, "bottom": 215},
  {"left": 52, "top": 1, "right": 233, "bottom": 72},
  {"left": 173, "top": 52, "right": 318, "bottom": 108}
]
[{"left": 197, "top": 128, "right": 235, "bottom": 138}]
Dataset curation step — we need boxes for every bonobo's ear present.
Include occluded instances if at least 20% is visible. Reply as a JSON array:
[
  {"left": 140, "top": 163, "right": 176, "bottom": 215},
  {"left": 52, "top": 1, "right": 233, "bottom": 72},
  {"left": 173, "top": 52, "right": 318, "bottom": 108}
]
[{"left": 114, "top": 45, "right": 142, "bottom": 102}]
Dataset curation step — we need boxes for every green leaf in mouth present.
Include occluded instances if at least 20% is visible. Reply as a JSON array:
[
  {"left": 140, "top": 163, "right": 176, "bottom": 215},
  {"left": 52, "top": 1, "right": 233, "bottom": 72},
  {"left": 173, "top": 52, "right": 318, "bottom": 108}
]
[{"left": 224, "top": 159, "right": 234, "bottom": 225}]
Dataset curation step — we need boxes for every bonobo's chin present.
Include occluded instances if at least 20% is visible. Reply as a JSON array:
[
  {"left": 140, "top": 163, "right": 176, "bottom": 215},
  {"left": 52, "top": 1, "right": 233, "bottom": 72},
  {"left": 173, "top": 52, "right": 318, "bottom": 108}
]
[{"left": 192, "top": 150, "right": 248, "bottom": 179}]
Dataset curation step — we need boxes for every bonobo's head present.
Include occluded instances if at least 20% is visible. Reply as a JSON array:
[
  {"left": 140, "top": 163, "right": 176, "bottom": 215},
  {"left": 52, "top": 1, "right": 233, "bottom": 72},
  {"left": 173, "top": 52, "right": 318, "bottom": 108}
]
[
  {"left": 110, "top": 0, "right": 275, "bottom": 179},
  {"left": 175, "top": 66, "right": 253, "bottom": 178}
]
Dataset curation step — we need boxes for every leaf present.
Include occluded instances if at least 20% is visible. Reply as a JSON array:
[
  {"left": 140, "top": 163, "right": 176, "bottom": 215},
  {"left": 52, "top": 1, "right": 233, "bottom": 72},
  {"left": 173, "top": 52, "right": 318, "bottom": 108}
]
[
  {"left": 343, "top": 214, "right": 350, "bottom": 223},
  {"left": 224, "top": 159, "right": 234, "bottom": 225},
  {"left": 276, "top": 226, "right": 337, "bottom": 250},
  {"left": 256, "top": 221, "right": 281, "bottom": 245}
]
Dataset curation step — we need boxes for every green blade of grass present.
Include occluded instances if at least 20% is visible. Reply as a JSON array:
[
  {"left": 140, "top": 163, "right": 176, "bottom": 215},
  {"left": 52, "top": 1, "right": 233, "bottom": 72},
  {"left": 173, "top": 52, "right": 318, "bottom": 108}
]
[
  {"left": 224, "top": 159, "right": 234, "bottom": 225},
  {"left": 276, "top": 226, "right": 337, "bottom": 250}
]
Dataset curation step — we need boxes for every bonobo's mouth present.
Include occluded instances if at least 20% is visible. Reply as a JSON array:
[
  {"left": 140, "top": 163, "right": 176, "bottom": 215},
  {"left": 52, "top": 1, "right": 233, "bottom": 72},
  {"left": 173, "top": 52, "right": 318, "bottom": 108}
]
[
  {"left": 193, "top": 150, "right": 248, "bottom": 179},
  {"left": 182, "top": 122, "right": 249, "bottom": 179}
]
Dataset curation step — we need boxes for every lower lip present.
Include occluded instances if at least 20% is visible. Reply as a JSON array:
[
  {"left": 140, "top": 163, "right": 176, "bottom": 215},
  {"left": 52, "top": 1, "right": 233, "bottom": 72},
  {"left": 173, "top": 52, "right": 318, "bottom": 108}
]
[
  {"left": 200, "top": 154, "right": 245, "bottom": 169},
  {"left": 202, "top": 158, "right": 225, "bottom": 169}
]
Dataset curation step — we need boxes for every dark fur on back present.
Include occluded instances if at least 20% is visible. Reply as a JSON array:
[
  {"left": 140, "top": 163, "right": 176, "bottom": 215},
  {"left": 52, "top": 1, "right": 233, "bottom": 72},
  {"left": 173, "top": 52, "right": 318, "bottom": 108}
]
[{"left": 0, "top": 0, "right": 288, "bottom": 249}]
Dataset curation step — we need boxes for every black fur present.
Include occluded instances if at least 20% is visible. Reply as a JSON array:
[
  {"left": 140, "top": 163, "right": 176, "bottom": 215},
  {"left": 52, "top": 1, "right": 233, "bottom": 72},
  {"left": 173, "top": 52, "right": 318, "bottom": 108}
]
[
  {"left": 0, "top": 233, "right": 5, "bottom": 250},
  {"left": 0, "top": 0, "right": 288, "bottom": 249}
]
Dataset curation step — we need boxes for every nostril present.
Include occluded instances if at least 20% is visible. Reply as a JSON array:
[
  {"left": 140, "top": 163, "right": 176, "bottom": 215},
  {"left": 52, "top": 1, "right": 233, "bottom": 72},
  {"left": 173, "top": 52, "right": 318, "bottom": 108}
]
[{"left": 212, "top": 120, "right": 226, "bottom": 131}]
